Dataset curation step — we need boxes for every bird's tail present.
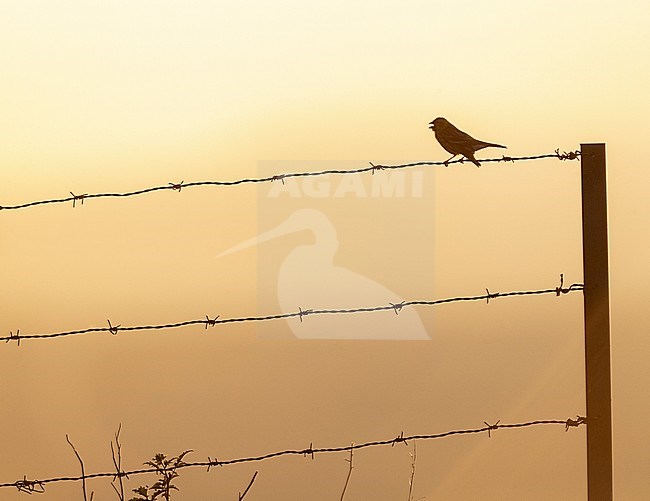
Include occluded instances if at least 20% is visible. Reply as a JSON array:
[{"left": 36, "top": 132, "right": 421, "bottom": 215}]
[{"left": 480, "top": 142, "right": 507, "bottom": 149}]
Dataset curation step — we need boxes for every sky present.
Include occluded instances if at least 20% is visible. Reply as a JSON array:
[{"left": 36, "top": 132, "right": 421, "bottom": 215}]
[{"left": 1, "top": 1, "right": 649, "bottom": 499}]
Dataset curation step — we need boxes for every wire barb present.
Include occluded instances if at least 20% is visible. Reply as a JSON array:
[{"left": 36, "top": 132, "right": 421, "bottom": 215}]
[
  {"left": 206, "top": 456, "right": 221, "bottom": 472},
  {"left": 204, "top": 315, "right": 220, "bottom": 330},
  {"left": 168, "top": 181, "right": 185, "bottom": 192},
  {"left": 389, "top": 301, "right": 406, "bottom": 315},
  {"left": 391, "top": 431, "right": 408, "bottom": 447},
  {"left": 298, "top": 307, "right": 313, "bottom": 323},
  {"left": 554, "top": 273, "right": 583, "bottom": 296},
  {"left": 69, "top": 192, "right": 88, "bottom": 208},
  {"left": 107, "top": 319, "right": 120, "bottom": 336},
  {"left": 484, "top": 420, "right": 501, "bottom": 438},
  {"left": 14, "top": 476, "right": 46, "bottom": 494},
  {"left": 369, "top": 162, "right": 385, "bottom": 175},
  {"left": 485, "top": 288, "right": 500, "bottom": 304},
  {"left": 555, "top": 149, "right": 581, "bottom": 161},
  {"left": 565, "top": 415, "right": 587, "bottom": 431},
  {"left": 302, "top": 443, "right": 315, "bottom": 460},
  {"left": 5, "top": 330, "right": 21, "bottom": 346}
]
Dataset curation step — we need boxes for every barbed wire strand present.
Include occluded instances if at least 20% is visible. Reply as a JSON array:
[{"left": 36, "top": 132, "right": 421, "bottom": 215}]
[
  {"left": 0, "top": 150, "right": 581, "bottom": 211},
  {"left": 2, "top": 276, "right": 583, "bottom": 344},
  {"left": 5, "top": 416, "right": 587, "bottom": 493}
]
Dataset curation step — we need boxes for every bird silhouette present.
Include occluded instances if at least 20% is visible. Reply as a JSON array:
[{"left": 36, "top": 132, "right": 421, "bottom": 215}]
[{"left": 429, "top": 117, "right": 506, "bottom": 167}]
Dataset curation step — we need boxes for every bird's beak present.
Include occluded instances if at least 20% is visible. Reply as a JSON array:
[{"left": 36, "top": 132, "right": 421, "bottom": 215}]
[
  {"left": 428, "top": 122, "right": 435, "bottom": 129},
  {"left": 216, "top": 213, "right": 309, "bottom": 258},
  {"left": 216, "top": 223, "right": 290, "bottom": 258}
]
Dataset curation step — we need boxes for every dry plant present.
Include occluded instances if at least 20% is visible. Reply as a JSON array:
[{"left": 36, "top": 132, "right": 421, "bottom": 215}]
[
  {"left": 66, "top": 434, "right": 94, "bottom": 501},
  {"left": 238, "top": 471, "right": 259, "bottom": 501},
  {"left": 111, "top": 424, "right": 128, "bottom": 500},
  {"left": 339, "top": 444, "right": 354, "bottom": 501},
  {"left": 129, "top": 450, "right": 192, "bottom": 501}
]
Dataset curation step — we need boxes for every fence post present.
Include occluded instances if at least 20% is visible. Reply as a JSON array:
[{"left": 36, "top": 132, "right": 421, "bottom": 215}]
[{"left": 580, "top": 143, "right": 612, "bottom": 500}]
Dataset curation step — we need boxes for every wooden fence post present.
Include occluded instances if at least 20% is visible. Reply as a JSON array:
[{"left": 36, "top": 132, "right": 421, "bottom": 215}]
[{"left": 581, "top": 143, "right": 613, "bottom": 500}]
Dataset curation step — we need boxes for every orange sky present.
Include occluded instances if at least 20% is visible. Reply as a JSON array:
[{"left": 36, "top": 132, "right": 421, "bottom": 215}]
[{"left": 1, "top": 1, "right": 649, "bottom": 499}]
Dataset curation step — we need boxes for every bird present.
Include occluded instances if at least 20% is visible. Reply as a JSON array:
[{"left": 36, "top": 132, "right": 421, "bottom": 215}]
[{"left": 429, "top": 117, "right": 506, "bottom": 167}]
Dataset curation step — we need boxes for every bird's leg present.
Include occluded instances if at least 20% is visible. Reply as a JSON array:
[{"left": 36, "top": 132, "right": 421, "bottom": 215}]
[
  {"left": 443, "top": 154, "right": 457, "bottom": 167},
  {"left": 463, "top": 154, "right": 481, "bottom": 168}
]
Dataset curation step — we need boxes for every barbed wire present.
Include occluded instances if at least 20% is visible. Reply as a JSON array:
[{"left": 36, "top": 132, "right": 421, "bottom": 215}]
[
  {"left": 0, "top": 150, "right": 581, "bottom": 211},
  {"left": 2, "top": 276, "right": 583, "bottom": 345},
  {"left": 3, "top": 416, "right": 587, "bottom": 494}
]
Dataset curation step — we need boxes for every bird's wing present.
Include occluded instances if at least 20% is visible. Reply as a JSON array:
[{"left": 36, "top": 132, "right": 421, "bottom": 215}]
[
  {"left": 444, "top": 124, "right": 507, "bottom": 152},
  {"left": 441, "top": 123, "right": 477, "bottom": 149}
]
